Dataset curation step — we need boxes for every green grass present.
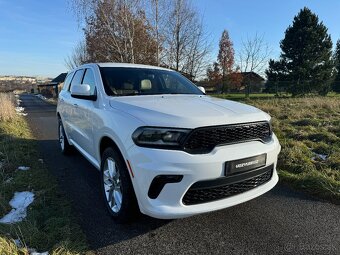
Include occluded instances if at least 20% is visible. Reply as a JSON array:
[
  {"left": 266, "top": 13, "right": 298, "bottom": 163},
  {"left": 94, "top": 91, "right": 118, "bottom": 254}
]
[
  {"left": 220, "top": 96, "right": 340, "bottom": 202},
  {"left": 0, "top": 114, "right": 88, "bottom": 254}
]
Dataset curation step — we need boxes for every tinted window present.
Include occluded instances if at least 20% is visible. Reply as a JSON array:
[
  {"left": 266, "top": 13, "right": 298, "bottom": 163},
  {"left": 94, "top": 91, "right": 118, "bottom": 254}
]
[
  {"left": 99, "top": 67, "right": 203, "bottom": 96},
  {"left": 62, "top": 72, "right": 74, "bottom": 91},
  {"left": 82, "top": 69, "right": 96, "bottom": 95},
  {"left": 69, "top": 69, "right": 85, "bottom": 91}
]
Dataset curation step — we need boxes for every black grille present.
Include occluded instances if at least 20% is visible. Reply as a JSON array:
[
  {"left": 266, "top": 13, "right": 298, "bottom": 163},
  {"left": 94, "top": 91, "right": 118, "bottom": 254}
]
[
  {"left": 183, "top": 121, "right": 271, "bottom": 154},
  {"left": 183, "top": 167, "right": 273, "bottom": 205}
]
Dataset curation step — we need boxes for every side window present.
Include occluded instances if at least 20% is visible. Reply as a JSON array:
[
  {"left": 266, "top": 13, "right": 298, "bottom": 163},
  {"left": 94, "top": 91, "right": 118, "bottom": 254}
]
[
  {"left": 62, "top": 72, "right": 74, "bottom": 91},
  {"left": 69, "top": 69, "right": 85, "bottom": 91},
  {"left": 82, "top": 69, "right": 96, "bottom": 95}
]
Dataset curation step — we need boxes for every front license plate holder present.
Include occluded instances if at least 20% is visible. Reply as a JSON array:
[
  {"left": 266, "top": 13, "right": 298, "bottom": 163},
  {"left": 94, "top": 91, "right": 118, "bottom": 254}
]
[{"left": 225, "top": 154, "right": 267, "bottom": 176}]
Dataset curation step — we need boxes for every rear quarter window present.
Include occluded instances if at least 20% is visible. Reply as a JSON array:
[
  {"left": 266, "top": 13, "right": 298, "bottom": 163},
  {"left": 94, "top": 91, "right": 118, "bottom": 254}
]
[{"left": 62, "top": 72, "right": 74, "bottom": 91}]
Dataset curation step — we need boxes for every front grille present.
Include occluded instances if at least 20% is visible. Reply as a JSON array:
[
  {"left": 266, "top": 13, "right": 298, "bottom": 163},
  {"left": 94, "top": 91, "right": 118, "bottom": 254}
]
[
  {"left": 182, "top": 121, "right": 271, "bottom": 154},
  {"left": 182, "top": 167, "right": 273, "bottom": 205}
]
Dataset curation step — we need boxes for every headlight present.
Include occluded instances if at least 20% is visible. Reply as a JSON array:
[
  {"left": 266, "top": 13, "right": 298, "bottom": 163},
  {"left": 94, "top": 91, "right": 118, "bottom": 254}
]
[{"left": 132, "top": 127, "right": 191, "bottom": 148}]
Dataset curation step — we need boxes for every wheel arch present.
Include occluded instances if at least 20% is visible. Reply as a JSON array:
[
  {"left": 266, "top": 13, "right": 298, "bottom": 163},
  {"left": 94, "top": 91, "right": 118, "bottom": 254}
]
[{"left": 99, "top": 136, "right": 126, "bottom": 168}]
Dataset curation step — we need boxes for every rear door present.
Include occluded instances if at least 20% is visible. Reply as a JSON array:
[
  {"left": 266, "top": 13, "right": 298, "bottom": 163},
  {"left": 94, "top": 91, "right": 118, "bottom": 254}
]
[{"left": 58, "top": 72, "right": 74, "bottom": 127}]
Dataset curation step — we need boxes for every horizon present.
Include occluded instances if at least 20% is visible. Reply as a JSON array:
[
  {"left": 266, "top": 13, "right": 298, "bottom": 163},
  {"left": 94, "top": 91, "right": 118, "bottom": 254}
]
[{"left": 1, "top": 0, "right": 340, "bottom": 78}]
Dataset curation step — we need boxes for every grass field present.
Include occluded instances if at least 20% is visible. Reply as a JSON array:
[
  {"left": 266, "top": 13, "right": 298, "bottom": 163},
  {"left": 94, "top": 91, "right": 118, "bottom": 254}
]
[
  {"left": 0, "top": 93, "right": 88, "bottom": 254},
  {"left": 227, "top": 96, "right": 340, "bottom": 202},
  {"left": 212, "top": 92, "right": 340, "bottom": 100}
]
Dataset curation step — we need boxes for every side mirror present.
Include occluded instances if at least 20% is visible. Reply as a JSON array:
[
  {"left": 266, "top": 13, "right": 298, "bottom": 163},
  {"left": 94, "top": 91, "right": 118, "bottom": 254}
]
[
  {"left": 198, "top": 86, "right": 206, "bottom": 94},
  {"left": 71, "top": 84, "right": 97, "bottom": 101}
]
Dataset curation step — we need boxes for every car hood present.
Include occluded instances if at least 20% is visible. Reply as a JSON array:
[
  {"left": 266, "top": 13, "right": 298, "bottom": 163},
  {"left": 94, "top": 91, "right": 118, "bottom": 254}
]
[{"left": 109, "top": 95, "right": 270, "bottom": 128}]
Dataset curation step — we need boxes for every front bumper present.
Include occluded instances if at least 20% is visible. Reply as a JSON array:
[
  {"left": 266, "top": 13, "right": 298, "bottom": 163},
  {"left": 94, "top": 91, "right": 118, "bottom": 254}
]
[{"left": 127, "top": 134, "right": 281, "bottom": 219}]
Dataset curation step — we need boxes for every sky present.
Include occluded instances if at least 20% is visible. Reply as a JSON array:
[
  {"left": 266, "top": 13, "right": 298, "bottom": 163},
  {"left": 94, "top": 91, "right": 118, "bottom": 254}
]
[{"left": 1, "top": 0, "right": 340, "bottom": 78}]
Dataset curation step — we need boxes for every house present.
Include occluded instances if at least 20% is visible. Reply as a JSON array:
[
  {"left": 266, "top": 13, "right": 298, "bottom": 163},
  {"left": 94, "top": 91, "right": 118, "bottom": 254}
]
[
  {"left": 240, "top": 72, "right": 265, "bottom": 93},
  {"left": 37, "top": 73, "right": 67, "bottom": 98},
  {"left": 201, "top": 71, "right": 265, "bottom": 94}
]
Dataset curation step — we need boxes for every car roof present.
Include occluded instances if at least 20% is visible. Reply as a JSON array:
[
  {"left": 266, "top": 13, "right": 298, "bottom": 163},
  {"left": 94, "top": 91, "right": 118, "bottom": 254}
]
[{"left": 78, "top": 62, "right": 174, "bottom": 72}]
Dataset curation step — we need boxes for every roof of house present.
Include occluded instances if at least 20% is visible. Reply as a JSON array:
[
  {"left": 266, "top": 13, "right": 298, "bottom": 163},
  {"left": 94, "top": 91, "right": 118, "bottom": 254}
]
[
  {"left": 37, "top": 73, "right": 66, "bottom": 87},
  {"left": 241, "top": 72, "right": 265, "bottom": 81},
  {"left": 51, "top": 73, "right": 67, "bottom": 83}
]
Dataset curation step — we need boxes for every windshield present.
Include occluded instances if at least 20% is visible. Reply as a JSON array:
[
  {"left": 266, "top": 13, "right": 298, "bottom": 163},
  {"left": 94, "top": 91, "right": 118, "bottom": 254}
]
[{"left": 99, "top": 67, "right": 203, "bottom": 96}]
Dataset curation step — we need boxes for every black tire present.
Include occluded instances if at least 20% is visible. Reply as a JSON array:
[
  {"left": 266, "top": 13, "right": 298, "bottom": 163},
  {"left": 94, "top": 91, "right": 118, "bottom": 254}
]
[
  {"left": 100, "top": 147, "right": 139, "bottom": 223},
  {"left": 58, "top": 118, "right": 73, "bottom": 155}
]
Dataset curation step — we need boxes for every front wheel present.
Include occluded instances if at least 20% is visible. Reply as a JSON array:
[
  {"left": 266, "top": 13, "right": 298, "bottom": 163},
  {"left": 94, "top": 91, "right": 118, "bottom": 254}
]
[{"left": 100, "top": 147, "right": 139, "bottom": 223}]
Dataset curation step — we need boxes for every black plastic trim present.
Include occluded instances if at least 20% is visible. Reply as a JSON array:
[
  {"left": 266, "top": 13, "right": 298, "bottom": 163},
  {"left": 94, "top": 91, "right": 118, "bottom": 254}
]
[
  {"left": 182, "top": 121, "right": 272, "bottom": 154},
  {"left": 189, "top": 164, "right": 273, "bottom": 190},
  {"left": 148, "top": 175, "right": 183, "bottom": 199},
  {"left": 71, "top": 94, "right": 97, "bottom": 101}
]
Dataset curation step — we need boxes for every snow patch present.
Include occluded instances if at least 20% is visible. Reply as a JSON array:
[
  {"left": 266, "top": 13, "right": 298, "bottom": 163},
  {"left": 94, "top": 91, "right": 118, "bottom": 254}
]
[
  {"left": 29, "top": 249, "right": 49, "bottom": 255},
  {"left": 0, "top": 191, "right": 34, "bottom": 224},
  {"left": 312, "top": 153, "right": 328, "bottom": 161},
  {"left": 15, "top": 106, "right": 25, "bottom": 113},
  {"left": 13, "top": 239, "right": 22, "bottom": 248},
  {"left": 36, "top": 94, "right": 47, "bottom": 100},
  {"left": 18, "top": 166, "right": 30, "bottom": 171},
  {"left": 13, "top": 239, "right": 49, "bottom": 255},
  {"left": 15, "top": 106, "right": 28, "bottom": 116}
]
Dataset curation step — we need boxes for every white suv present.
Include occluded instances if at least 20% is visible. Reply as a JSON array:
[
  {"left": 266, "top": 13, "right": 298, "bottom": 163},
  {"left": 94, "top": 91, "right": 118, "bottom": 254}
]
[{"left": 57, "top": 63, "right": 281, "bottom": 222}]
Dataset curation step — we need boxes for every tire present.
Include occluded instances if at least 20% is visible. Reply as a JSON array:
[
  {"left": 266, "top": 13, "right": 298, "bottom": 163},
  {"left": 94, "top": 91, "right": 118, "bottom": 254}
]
[
  {"left": 58, "top": 118, "right": 73, "bottom": 155},
  {"left": 100, "top": 147, "right": 139, "bottom": 223}
]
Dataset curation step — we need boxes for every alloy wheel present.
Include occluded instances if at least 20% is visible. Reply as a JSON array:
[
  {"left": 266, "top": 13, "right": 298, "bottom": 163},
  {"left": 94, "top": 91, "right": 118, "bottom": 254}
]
[{"left": 103, "top": 157, "right": 122, "bottom": 213}]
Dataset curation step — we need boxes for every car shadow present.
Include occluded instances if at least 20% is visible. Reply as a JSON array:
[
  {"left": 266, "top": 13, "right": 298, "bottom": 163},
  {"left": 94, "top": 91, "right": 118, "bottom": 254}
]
[{"left": 36, "top": 139, "right": 172, "bottom": 249}]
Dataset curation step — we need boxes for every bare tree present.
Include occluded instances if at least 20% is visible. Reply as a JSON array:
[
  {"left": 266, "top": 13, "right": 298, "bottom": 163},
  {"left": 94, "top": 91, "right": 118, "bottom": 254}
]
[
  {"left": 163, "top": 0, "right": 210, "bottom": 79},
  {"left": 68, "top": 0, "right": 210, "bottom": 78},
  {"left": 239, "top": 33, "right": 271, "bottom": 74},
  {"left": 65, "top": 40, "right": 89, "bottom": 70},
  {"left": 238, "top": 33, "right": 271, "bottom": 95},
  {"left": 68, "top": 0, "right": 96, "bottom": 24},
  {"left": 181, "top": 17, "right": 211, "bottom": 79},
  {"left": 147, "top": 0, "right": 169, "bottom": 66},
  {"left": 84, "top": 0, "right": 157, "bottom": 64}
]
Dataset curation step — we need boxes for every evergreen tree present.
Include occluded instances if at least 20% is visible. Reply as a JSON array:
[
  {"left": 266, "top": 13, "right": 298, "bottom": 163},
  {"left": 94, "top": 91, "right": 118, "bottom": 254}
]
[
  {"left": 265, "top": 59, "right": 288, "bottom": 94},
  {"left": 271, "top": 7, "right": 334, "bottom": 96},
  {"left": 332, "top": 40, "right": 340, "bottom": 93}
]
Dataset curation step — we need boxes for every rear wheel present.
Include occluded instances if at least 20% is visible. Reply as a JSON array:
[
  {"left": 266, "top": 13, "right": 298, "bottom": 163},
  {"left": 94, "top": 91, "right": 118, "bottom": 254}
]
[
  {"left": 100, "top": 147, "right": 139, "bottom": 223},
  {"left": 58, "top": 118, "right": 73, "bottom": 155}
]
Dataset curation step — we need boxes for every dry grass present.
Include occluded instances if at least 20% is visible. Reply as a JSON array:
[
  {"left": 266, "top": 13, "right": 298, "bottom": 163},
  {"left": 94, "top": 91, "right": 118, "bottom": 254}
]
[
  {"left": 0, "top": 93, "right": 16, "bottom": 121},
  {"left": 244, "top": 96, "right": 340, "bottom": 202},
  {"left": 0, "top": 105, "right": 88, "bottom": 254},
  {"left": 0, "top": 237, "right": 28, "bottom": 255}
]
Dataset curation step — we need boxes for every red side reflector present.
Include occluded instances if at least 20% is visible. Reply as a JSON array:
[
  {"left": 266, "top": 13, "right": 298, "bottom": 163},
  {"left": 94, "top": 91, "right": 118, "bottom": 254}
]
[{"left": 126, "top": 160, "right": 134, "bottom": 178}]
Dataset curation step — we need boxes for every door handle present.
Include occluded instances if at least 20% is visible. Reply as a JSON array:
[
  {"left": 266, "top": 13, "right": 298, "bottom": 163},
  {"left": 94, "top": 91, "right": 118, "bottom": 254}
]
[{"left": 73, "top": 103, "right": 78, "bottom": 108}]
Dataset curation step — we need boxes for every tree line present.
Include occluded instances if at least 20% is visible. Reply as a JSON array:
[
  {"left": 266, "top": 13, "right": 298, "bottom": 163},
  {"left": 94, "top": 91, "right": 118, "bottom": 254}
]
[
  {"left": 67, "top": 0, "right": 210, "bottom": 80},
  {"left": 205, "top": 7, "right": 340, "bottom": 96},
  {"left": 265, "top": 7, "right": 340, "bottom": 96},
  {"left": 67, "top": 2, "right": 340, "bottom": 96}
]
